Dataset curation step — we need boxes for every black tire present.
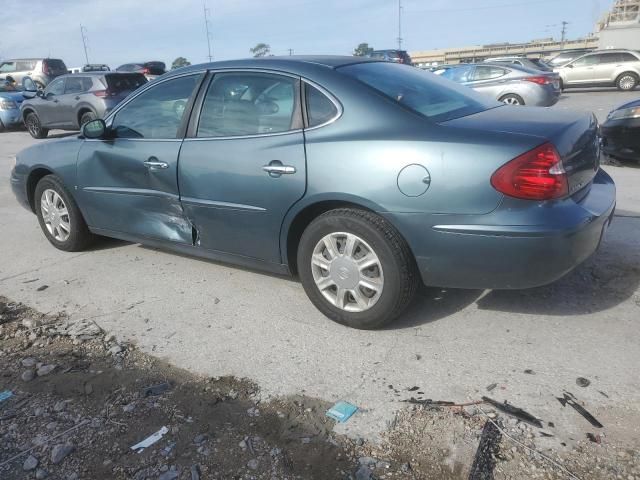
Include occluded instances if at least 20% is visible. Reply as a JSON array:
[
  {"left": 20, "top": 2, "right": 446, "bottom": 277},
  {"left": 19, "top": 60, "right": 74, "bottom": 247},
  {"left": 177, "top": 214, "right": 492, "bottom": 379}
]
[
  {"left": 0, "top": 119, "right": 5, "bottom": 133},
  {"left": 616, "top": 72, "right": 638, "bottom": 91},
  {"left": 297, "top": 208, "right": 418, "bottom": 330},
  {"left": 80, "top": 110, "right": 97, "bottom": 127},
  {"left": 499, "top": 94, "right": 525, "bottom": 106},
  {"left": 34, "top": 175, "right": 95, "bottom": 252},
  {"left": 25, "top": 112, "right": 49, "bottom": 139}
]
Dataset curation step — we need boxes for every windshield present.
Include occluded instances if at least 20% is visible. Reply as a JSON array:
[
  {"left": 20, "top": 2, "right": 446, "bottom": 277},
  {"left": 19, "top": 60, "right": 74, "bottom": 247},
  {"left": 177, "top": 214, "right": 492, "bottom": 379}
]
[{"left": 339, "top": 62, "right": 498, "bottom": 123}]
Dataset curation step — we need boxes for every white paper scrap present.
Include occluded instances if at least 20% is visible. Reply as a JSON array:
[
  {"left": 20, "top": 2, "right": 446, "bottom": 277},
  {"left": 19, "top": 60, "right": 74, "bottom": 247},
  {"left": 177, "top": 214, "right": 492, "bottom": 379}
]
[{"left": 130, "top": 426, "right": 169, "bottom": 453}]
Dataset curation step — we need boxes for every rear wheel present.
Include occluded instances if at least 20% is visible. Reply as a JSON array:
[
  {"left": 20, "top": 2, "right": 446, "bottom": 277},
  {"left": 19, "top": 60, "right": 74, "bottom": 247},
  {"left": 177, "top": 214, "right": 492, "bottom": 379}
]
[
  {"left": 34, "top": 175, "right": 95, "bottom": 252},
  {"left": 297, "top": 208, "right": 418, "bottom": 330},
  {"left": 616, "top": 73, "right": 638, "bottom": 91},
  {"left": 25, "top": 112, "right": 48, "bottom": 139},
  {"left": 80, "top": 110, "right": 97, "bottom": 127},
  {"left": 499, "top": 94, "right": 525, "bottom": 106}
]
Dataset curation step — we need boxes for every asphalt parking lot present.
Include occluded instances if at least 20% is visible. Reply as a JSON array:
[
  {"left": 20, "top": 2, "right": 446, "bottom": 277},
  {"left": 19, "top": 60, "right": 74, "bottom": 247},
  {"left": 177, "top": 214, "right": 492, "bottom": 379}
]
[{"left": 1, "top": 87, "right": 639, "bottom": 454}]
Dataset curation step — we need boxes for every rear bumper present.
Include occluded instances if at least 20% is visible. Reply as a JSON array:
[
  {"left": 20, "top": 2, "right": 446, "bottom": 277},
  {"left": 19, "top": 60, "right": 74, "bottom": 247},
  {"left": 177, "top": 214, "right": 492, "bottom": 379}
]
[
  {"left": 385, "top": 169, "right": 616, "bottom": 290},
  {"left": 601, "top": 118, "right": 640, "bottom": 161}
]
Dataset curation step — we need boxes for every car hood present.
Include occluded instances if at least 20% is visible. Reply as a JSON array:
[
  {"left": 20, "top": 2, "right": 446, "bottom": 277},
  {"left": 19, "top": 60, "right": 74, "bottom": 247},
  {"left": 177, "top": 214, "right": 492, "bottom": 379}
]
[
  {"left": 0, "top": 91, "right": 26, "bottom": 105},
  {"left": 612, "top": 98, "right": 640, "bottom": 111}
]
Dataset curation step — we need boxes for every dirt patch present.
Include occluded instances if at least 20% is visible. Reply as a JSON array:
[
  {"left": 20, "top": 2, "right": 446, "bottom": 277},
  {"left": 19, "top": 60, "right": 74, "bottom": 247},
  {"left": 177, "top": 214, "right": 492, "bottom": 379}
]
[{"left": 1, "top": 296, "right": 639, "bottom": 480}]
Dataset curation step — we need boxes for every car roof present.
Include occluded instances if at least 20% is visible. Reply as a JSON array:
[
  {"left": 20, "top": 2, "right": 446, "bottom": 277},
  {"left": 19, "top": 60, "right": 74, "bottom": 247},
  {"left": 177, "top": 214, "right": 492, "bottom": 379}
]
[
  {"left": 164, "top": 56, "right": 380, "bottom": 76},
  {"left": 61, "top": 72, "right": 144, "bottom": 78}
]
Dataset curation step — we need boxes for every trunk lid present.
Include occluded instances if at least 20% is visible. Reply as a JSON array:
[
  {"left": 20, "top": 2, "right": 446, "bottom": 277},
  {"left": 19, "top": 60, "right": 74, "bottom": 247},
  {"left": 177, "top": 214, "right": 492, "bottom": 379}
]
[{"left": 442, "top": 106, "right": 600, "bottom": 196}]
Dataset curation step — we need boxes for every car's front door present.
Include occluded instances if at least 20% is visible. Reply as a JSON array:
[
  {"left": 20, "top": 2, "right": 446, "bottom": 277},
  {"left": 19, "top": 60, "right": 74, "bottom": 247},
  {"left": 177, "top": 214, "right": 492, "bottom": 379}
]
[
  {"left": 60, "top": 75, "right": 92, "bottom": 128},
  {"left": 76, "top": 73, "right": 203, "bottom": 243},
  {"left": 563, "top": 54, "right": 600, "bottom": 85},
  {"left": 38, "top": 77, "right": 66, "bottom": 126},
  {"left": 177, "top": 71, "right": 306, "bottom": 264}
]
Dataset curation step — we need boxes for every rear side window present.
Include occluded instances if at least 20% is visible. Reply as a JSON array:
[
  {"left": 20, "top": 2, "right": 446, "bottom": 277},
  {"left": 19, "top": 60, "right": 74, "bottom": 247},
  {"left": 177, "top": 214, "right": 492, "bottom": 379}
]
[
  {"left": 599, "top": 53, "right": 622, "bottom": 64},
  {"left": 620, "top": 52, "right": 639, "bottom": 62},
  {"left": 116, "top": 64, "right": 138, "bottom": 72},
  {"left": 197, "top": 72, "right": 300, "bottom": 137},
  {"left": 145, "top": 62, "right": 166, "bottom": 75},
  {"left": 471, "top": 66, "right": 507, "bottom": 81},
  {"left": 305, "top": 84, "right": 338, "bottom": 127},
  {"left": 340, "top": 62, "right": 497, "bottom": 123},
  {"left": 112, "top": 74, "right": 200, "bottom": 139},
  {"left": 65, "top": 76, "right": 92, "bottom": 94},
  {"left": 105, "top": 73, "right": 147, "bottom": 92},
  {"left": 440, "top": 65, "right": 474, "bottom": 83},
  {"left": 44, "top": 59, "right": 68, "bottom": 75},
  {"left": 16, "top": 60, "right": 37, "bottom": 71}
]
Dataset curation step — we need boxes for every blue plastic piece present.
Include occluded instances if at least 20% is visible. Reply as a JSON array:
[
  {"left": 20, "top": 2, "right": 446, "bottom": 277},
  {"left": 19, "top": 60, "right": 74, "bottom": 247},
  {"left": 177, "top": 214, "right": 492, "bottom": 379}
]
[
  {"left": 0, "top": 390, "right": 13, "bottom": 404},
  {"left": 326, "top": 401, "right": 358, "bottom": 423}
]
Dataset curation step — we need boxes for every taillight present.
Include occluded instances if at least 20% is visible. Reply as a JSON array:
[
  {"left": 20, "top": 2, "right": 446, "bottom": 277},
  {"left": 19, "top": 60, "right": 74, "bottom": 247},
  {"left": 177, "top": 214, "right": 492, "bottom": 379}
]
[
  {"left": 491, "top": 142, "right": 568, "bottom": 200},
  {"left": 523, "top": 76, "right": 552, "bottom": 85},
  {"left": 42, "top": 61, "right": 50, "bottom": 75},
  {"left": 93, "top": 89, "right": 115, "bottom": 98},
  {"left": 141, "top": 67, "right": 150, "bottom": 75}
]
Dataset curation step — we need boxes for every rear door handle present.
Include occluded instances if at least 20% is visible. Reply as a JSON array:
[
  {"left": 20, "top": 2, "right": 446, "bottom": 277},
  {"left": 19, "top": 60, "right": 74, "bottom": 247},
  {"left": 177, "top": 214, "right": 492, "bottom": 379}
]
[
  {"left": 263, "top": 165, "right": 296, "bottom": 175},
  {"left": 143, "top": 157, "right": 169, "bottom": 170}
]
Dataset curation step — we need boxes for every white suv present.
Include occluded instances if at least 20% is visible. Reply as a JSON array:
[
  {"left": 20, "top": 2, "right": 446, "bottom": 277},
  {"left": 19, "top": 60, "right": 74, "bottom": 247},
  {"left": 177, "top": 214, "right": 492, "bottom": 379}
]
[{"left": 555, "top": 50, "right": 640, "bottom": 91}]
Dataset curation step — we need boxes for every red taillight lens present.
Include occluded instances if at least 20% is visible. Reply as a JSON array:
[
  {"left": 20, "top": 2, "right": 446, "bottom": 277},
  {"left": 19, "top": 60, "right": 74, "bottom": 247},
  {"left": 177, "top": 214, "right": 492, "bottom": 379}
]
[
  {"left": 42, "top": 61, "right": 50, "bottom": 75},
  {"left": 93, "top": 89, "right": 115, "bottom": 98},
  {"left": 491, "top": 143, "right": 568, "bottom": 200},
  {"left": 141, "top": 67, "right": 150, "bottom": 75},
  {"left": 523, "top": 75, "right": 551, "bottom": 85}
]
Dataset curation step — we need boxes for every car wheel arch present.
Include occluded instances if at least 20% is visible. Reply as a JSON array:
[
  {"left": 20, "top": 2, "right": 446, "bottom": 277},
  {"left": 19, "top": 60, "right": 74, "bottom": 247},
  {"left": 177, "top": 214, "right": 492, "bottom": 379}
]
[
  {"left": 77, "top": 107, "right": 97, "bottom": 126},
  {"left": 281, "top": 196, "right": 398, "bottom": 275},
  {"left": 22, "top": 108, "right": 36, "bottom": 122},
  {"left": 26, "top": 167, "right": 55, "bottom": 212}
]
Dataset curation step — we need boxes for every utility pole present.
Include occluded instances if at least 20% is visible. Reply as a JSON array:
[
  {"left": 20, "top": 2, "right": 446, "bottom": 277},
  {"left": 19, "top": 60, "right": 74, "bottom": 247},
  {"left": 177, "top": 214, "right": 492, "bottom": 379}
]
[
  {"left": 203, "top": 0, "right": 213, "bottom": 62},
  {"left": 397, "top": 0, "right": 403, "bottom": 50},
  {"left": 288, "top": 49, "right": 294, "bottom": 56},
  {"left": 560, "top": 21, "right": 569, "bottom": 50},
  {"left": 80, "top": 25, "right": 90, "bottom": 65}
]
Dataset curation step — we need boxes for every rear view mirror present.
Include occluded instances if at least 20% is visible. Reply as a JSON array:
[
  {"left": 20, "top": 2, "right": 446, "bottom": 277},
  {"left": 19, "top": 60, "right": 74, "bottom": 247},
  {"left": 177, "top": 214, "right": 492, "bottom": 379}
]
[
  {"left": 82, "top": 118, "right": 106, "bottom": 139},
  {"left": 22, "top": 77, "right": 37, "bottom": 92}
]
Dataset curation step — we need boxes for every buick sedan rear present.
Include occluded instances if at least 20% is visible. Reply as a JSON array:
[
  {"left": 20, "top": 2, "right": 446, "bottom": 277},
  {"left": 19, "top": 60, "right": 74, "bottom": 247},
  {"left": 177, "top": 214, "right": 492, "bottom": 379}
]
[{"left": 10, "top": 57, "right": 616, "bottom": 329}]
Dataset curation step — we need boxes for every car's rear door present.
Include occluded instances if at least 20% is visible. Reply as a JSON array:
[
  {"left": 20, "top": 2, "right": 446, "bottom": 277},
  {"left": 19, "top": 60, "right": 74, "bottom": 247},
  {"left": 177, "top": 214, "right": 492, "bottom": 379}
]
[
  {"left": 468, "top": 65, "right": 509, "bottom": 99},
  {"left": 177, "top": 70, "right": 306, "bottom": 264},
  {"left": 76, "top": 72, "right": 204, "bottom": 243},
  {"left": 38, "top": 77, "right": 66, "bottom": 126}
]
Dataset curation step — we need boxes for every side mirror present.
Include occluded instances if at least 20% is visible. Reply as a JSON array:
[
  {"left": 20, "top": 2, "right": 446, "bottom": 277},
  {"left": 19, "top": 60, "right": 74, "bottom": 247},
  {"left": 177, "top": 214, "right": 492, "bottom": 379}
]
[
  {"left": 22, "top": 77, "right": 38, "bottom": 92},
  {"left": 566, "top": 64, "right": 574, "bottom": 69},
  {"left": 82, "top": 118, "right": 106, "bottom": 139},
  {"left": 36, "top": 90, "right": 45, "bottom": 98}
]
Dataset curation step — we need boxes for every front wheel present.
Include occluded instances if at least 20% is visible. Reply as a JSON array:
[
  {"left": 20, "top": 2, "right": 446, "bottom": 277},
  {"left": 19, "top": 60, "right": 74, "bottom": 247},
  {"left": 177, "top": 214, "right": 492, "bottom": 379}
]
[
  {"left": 80, "top": 111, "right": 97, "bottom": 127},
  {"left": 25, "top": 112, "right": 48, "bottom": 139},
  {"left": 34, "top": 175, "right": 95, "bottom": 252},
  {"left": 297, "top": 209, "right": 418, "bottom": 329}
]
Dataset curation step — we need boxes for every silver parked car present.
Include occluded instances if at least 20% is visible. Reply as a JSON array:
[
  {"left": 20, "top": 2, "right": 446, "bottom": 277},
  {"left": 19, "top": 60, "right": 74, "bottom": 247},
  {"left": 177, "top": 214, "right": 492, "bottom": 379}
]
[
  {"left": 20, "top": 72, "right": 147, "bottom": 138},
  {"left": 435, "top": 63, "right": 561, "bottom": 106},
  {"left": 0, "top": 58, "right": 68, "bottom": 89},
  {"left": 554, "top": 50, "right": 640, "bottom": 91},
  {"left": 484, "top": 56, "right": 553, "bottom": 72}
]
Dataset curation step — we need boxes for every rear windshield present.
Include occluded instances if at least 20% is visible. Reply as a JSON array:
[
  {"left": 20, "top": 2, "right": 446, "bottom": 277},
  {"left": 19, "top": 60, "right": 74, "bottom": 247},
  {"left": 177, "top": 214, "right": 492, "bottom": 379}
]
[
  {"left": 339, "top": 62, "right": 498, "bottom": 123},
  {"left": 144, "top": 62, "right": 166, "bottom": 75},
  {"left": 44, "top": 59, "right": 67, "bottom": 75},
  {"left": 105, "top": 73, "right": 147, "bottom": 92}
]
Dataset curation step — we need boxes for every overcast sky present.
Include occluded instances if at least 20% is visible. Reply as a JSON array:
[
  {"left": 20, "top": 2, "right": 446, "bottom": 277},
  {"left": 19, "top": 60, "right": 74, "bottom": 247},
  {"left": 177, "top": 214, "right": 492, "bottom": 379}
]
[{"left": 1, "top": 0, "right": 615, "bottom": 68}]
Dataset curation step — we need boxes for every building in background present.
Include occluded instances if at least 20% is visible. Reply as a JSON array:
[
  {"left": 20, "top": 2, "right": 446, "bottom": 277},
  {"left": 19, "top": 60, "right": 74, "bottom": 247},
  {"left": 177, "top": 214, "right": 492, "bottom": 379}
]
[
  {"left": 410, "top": 0, "right": 639, "bottom": 68},
  {"left": 597, "top": 0, "right": 640, "bottom": 50}
]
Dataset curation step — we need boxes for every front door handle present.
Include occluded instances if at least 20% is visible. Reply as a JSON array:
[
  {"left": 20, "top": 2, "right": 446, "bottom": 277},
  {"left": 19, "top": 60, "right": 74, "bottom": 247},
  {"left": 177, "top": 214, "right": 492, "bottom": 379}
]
[
  {"left": 263, "top": 164, "right": 296, "bottom": 175},
  {"left": 143, "top": 157, "right": 169, "bottom": 170}
]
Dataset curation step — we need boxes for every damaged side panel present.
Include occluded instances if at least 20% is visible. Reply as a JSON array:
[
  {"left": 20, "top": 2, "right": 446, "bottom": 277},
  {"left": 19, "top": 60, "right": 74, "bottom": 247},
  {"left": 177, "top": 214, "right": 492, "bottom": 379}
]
[{"left": 76, "top": 140, "right": 193, "bottom": 244}]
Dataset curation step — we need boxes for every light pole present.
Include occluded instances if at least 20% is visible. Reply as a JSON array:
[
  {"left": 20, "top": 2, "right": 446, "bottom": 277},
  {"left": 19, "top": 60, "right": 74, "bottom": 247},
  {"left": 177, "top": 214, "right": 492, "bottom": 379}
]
[{"left": 80, "top": 25, "right": 90, "bottom": 65}]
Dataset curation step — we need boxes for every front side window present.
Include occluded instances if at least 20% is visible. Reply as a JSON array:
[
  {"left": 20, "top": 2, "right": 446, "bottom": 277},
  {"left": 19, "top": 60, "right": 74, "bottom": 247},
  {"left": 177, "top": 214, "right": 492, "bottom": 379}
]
[
  {"left": 197, "top": 72, "right": 300, "bottom": 137},
  {"left": 305, "top": 84, "right": 338, "bottom": 127},
  {"left": 572, "top": 55, "right": 599, "bottom": 67},
  {"left": 440, "top": 65, "right": 474, "bottom": 83},
  {"left": 0, "top": 62, "right": 16, "bottom": 73},
  {"left": 45, "top": 78, "right": 65, "bottom": 96},
  {"left": 111, "top": 74, "right": 199, "bottom": 139},
  {"left": 340, "top": 62, "right": 497, "bottom": 123},
  {"left": 16, "top": 60, "right": 37, "bottom": 71}
]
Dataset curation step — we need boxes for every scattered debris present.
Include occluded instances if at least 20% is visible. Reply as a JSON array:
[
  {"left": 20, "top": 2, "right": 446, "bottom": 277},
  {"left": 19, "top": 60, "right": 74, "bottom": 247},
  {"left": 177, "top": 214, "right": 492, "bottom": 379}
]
[
  {"left": 51, "top": 444, "right": 75, "bottom": 464},
  {"left": 142, "top": 382, "right": 171, "bottom": 397},
  {"left": 36, "top": 285, "right": 49, "bottom": 292},
  {"left": 524, "top": 369, "right": 535, "bottom": 375},
  {"left": 56, "top": 319, "right": 102, "bottom": 339},
  {"left": 326, "top": 401, "right": 358, "bottom": 423},
  {"left": 598, "top": 390, "right": 609, "bottom": 398},
  {"left": 481, "top": 396, "right": 543, "bottom": 428},
  {"left": 130, "top": 426, "right": 169, "bottom": 453},
  {"left": 407, "top": 386, "right": 420, "bottom": 392},
  {"left": 0, "top": 389, "right": 13, "bottom": 403},
  {"left": 468, "top": 420, "right": 502, "bottom": 480},
  {"left": 486, "top": 383, "right": 497, "bottom": 392},
  {"left": 557, "top": 392, "right": 603, "bottom": 428},
  {"left": 587, "top": 433, "right": 602, "bottom": 444},
  {"left": 576, "top": 377, "right": 591, "bottom": 388},
  {"left": 22, "top": 455, "right": 38, "bottom": 471}
]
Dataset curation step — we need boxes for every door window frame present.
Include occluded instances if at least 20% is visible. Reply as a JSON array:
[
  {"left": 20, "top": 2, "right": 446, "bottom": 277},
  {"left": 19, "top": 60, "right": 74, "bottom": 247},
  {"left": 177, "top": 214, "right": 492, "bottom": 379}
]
[
  {"left": 185, "top": 69, "right": 309, "bottom": 140},
  {"left": 102, "top": 71, "right": 207, "bottom": 142}
]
